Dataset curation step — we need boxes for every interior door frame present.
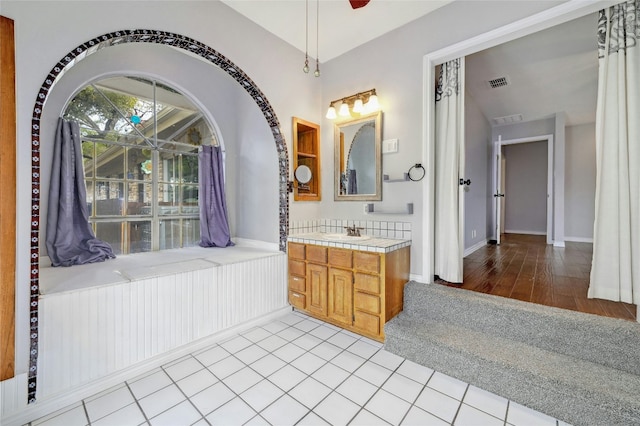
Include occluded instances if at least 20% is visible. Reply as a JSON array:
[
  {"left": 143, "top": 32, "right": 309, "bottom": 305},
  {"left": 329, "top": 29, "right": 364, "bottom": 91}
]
[
  {"left": 421, "top": 0, "right": 613, "bottom": 282},
  {"left": 494, "top": 135, "right": 554, "bottom": 245}
]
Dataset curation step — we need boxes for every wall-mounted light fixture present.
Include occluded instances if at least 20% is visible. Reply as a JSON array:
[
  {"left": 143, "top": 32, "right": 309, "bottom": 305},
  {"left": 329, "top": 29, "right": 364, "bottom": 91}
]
[{"left": 325, "top": 88, "right": 379, "bottom": 119}]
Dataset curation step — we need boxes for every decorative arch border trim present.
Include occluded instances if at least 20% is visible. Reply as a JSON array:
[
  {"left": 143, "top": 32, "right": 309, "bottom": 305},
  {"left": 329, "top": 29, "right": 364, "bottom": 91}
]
[{"left": 28, "top": 29, "right": 289, "bottom": 403}]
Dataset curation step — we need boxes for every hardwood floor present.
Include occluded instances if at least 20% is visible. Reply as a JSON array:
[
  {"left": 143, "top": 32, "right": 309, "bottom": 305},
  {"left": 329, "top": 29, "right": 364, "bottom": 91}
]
[{"left": 437, "top": 233, "right": 637, "bottom": 321}]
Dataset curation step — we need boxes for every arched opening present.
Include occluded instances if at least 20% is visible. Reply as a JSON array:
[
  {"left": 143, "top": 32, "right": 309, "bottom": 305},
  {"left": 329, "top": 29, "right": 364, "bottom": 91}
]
[{"left": 27, "top": 29, "right": 289, "bottom": 402}]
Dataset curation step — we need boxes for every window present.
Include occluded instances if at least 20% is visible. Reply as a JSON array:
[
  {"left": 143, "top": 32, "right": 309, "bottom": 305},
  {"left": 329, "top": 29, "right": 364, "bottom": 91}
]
[{"left": 64, "top": 76, "right": 217, "bottom": 254}]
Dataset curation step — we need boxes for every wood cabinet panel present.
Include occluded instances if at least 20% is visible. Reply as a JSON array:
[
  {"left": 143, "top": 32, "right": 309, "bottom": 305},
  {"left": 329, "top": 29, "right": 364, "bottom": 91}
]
[
  {"left": 288, "top": 275, "right": 306, "bottom": 293},
  {"left": 354, "top": 311, "right": 380, "bottom": 336},
  {"left": 289, "top": 291, "right": 306, "bottom": 310},
  {"left": 289, "top": 242, "right": 306, "bottom": 260},
  {"left": 289, "top": 259, "right": 306, "bottom": 276},
  {"left": 0, "top": 16, "right": 16, "bottom": 381},
  {"left": 328, "top": 248, "right": 352, "bottom": 269},
  {"left": 354, "top": 252, "right": 380, "bottom": 274},
  {"left": 306, "top": 245, "right": 327, "bottom": 264},
  {"left": 307, "top": 263, "right": 328, "bottom": 316},
  {"left": 328, "top": 268, "right": 353, "bottom": 325},
  {"left": 354, "top": 273, "right": 381, "bottom": 294},
  {"left": 355, "top": 292, "right": 380, "bottom": 314}
]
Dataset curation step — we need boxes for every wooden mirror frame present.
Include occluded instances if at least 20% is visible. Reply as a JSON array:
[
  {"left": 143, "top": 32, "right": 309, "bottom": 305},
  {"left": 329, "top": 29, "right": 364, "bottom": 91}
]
[{"left": 334, "top": 111, "right": 382, "bottom": 201}]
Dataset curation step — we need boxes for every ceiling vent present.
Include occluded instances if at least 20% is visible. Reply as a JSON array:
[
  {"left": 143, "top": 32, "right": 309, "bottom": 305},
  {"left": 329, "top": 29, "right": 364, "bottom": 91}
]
[
  {"left": 487, "top": 76, "right": 509, "bottom": 89},
  {"left": 492, "top": 114, "right": 523, "bottom": 126}
]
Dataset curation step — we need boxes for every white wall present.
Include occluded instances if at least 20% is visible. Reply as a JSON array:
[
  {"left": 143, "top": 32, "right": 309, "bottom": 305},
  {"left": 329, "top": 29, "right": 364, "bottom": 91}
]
[
  {"left": 464, "top": 92, "right": 491, "bottom": 250},
  {"left": 504, "top": 142, "right": 548, "bottom": 234},
  {"left": 565, "top": 123, "right": 596, "bottom": 241}
]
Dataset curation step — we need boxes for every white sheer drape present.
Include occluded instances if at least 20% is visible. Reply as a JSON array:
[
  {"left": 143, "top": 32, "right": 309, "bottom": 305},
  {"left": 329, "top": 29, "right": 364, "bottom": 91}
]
[
  {"left": 589, "top": 0, "right": 640, "bottom": 304},
  {"left": 434, "top": 58, "right": 464, "bottom": 283}
]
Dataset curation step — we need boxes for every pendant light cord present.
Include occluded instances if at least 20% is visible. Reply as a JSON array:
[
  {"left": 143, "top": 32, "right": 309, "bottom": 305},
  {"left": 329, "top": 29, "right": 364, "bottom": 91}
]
[
  {"left": 314, "top": 0, "right": 320, "bottom": 77},
  {"left": 303, "top": 0, "right": 309, "bottom": 73}
]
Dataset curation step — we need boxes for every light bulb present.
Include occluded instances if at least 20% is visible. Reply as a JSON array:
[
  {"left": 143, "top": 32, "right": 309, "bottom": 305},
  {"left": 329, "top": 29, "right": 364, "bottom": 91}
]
[
  {"left": 366, "top": 94, "right": 379, "bottom": 111},
  {"left": 338, "top": 102, "right": 350, "bottom": 117},
  {"left": 303, "top": 56, "right": 309, "bottom": 73},
  {"left": 352, "top": 98, "right": 364, "bottom": 113},
  {"left": 326, "top": 106, "right": 337, "bottom": 119}
]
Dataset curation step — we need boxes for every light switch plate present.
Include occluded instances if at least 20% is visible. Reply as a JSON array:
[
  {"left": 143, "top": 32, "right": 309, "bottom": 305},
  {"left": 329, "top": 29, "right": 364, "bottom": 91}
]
[{"left": 382, "top": 138, "right": 398, "bottom": 154}]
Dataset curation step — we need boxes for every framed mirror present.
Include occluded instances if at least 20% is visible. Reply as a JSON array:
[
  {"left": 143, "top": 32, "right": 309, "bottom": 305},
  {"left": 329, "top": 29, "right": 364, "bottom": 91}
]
[{"left": 334, "top": 111, "right": 382, "bottom": 201}]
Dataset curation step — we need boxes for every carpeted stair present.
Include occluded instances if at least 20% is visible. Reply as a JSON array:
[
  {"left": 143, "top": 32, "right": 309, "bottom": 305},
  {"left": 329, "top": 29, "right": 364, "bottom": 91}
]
[{"left": 384, "top": 282, "right": 640, "bottom": 426}]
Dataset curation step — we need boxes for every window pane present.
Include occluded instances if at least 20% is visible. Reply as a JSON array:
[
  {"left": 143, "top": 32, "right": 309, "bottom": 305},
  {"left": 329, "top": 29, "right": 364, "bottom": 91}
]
[
  {"left": 182, "top": 155, "right": 198, "bottom": 184},
  {"left": 182, "top": 185, "right": 199, "bottom": 213},
  {"left": 159, "top": 153, "right": 179, "bottom": 183},
  {"left": 127, "top": 182, "right": 151, "bottom": 216},
  {"left": 158, "top": 182, "right": 179, "bottom": 215},
  {"left": 127, "top": 147, "right": 153, "bottom": 181},
  {"left": 95, "top": 181, "right": 124, "bottom": 216},
  {"left": 82, "top": 141, "right": 94, "bottom": 178},
  {"left": 96, "top": 145, "right": 125, "bottom": 179},
  {"left": 96, "top": 222, "right": 123, "bottom": 255},
  {"left": 159, "top": 219, "right": 182, "bottom": 250},
  {"left": 85, "top": 181, "right": 95, "bottom": 216},
  {"left": 183, "top": 219, "right": 200, "bottom": 247},
  {"left": 129, "top": 221, "right": 152, "bottom": 254}
]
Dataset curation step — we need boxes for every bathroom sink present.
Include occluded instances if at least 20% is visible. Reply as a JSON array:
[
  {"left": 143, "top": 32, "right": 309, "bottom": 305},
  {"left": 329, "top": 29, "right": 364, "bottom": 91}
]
[{"left": 320, "top": 233, "right": 371, "bottom": 242}]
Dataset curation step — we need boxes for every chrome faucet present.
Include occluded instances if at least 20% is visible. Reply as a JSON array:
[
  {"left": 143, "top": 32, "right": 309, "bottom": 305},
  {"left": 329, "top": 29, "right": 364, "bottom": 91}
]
[{"left": 344, "top": 225, "right": 363, "bottom": 237}]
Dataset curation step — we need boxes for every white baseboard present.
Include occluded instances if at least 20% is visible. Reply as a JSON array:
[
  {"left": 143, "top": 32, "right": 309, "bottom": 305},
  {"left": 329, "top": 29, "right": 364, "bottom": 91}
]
[
  {"left": 233, "top": 238, "right": 280, "bottom": 251},
  {"left": 464, "top": 239, "right": 488, "bottom": 258},
  {"left": 2, "top": 307, "right": 291, "bottom": 426},
  {"left": 504, "top": 230, "right": 546, "bottom": 236},
  {"left": 564, "top": 236, "right": 593, "bottom": 243},
  {"left": 409, "top": 273, "right": 424, "bottom": 283},
  {"left": 553, "top": 241, "right": 566, "bottom": 248}
]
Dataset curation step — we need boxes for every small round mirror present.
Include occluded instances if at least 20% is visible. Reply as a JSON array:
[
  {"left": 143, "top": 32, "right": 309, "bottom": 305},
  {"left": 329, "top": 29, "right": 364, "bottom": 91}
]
[{"left": 295, "top": 165, "right": 312, "bottom": 184}]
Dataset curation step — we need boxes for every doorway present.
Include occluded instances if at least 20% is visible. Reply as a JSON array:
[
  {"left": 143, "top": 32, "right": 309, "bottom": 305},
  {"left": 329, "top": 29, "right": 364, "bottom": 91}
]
[{"left": 493, "top": 135, "right": 553, "bottom": 245}]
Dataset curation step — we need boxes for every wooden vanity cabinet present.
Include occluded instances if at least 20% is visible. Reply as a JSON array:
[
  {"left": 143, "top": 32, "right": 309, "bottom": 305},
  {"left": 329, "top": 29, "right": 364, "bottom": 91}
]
[{"left": 287, "top": 242, "right": 410, "bottom": 341}]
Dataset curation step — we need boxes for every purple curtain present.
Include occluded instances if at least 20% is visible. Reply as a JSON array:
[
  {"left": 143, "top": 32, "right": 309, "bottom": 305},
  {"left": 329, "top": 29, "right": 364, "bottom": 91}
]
[
  {"left": 199, "top": 145, "right": 234, "bottom": 247},
  {"left": 46, "top": 118, "right": 115, "bottom": 266}
]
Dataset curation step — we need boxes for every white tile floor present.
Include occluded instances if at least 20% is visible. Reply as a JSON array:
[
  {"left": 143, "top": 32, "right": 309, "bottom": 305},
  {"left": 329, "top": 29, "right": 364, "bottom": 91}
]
[{"left": 29, "top": 311, "right": 567, "bottom": 426}]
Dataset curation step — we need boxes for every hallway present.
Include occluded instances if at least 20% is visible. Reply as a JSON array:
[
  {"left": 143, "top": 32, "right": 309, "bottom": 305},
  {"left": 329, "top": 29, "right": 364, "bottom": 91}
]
[{"left": 438, "top": 234, "right": 637, "bottom": 321}]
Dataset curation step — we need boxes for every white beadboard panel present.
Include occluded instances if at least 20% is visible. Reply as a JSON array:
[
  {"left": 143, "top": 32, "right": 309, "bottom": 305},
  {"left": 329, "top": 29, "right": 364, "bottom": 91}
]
[
  {"left": 1, "top": 373, "right": 29, "bottom": 419},
  {"left": 38, "top": 254, "right": 287, "bottom": 399}
]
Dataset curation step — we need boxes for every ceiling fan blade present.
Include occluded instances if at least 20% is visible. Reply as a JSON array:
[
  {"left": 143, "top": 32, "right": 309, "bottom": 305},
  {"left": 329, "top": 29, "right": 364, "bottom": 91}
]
[{"left": 349, "top": 0, "right": 370, "bottom": 9}]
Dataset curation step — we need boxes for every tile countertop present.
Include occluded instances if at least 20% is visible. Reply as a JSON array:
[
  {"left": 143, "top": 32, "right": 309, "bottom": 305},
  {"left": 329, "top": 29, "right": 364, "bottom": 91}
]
[{"left": 287, "top": 232, "right": 411, "bottom": 254}]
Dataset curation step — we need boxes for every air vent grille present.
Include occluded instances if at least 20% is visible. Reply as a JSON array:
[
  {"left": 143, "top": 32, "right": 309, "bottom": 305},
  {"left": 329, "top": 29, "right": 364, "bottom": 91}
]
[
  {"left": 488, "top": 76, "right": 509, "bottom": 89},
  {"left": 492, "top": 114, "right": 523, "bottom": 125}
]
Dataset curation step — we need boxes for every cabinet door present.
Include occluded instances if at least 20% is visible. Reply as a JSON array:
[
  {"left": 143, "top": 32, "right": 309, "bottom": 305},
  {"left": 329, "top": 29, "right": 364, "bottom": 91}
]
[
  {"left": 328, "top": 268, "right": 353, "bottom": 326},
  {"left": 307, "top": 263, "right": 328, "bottom": 316}
]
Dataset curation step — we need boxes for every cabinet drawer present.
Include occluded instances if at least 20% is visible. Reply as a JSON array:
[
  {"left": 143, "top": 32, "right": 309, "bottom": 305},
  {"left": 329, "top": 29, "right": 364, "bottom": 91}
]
[
  {"left": 289, "top": 291, "right": 306, "bottom": 310},
  {"left": 354, "top": 252, "right": 380, "bottom": 273},
  {"left": 289, "top": 259, "right": 306, "bottom": 277},
  {"left": 328, "top": 248, "right": 352, "bottom": 269},
  {"left": 289, "top": 242, "right": 306, "bottom": 260},
  {"left": 355, "top": 292, "right": 380, "bottom": 314},
  {"left": 354, "top": 273, "right": 381, "bottom": 294},
  {"left": 288, "top": 275, "right": 306, "bottom": 292},
  {"left": 354, "top": 311, "right": 380, "bottom": 335},
  {"left": 306, "top": 245, "right": 327, "bottom": 264}
]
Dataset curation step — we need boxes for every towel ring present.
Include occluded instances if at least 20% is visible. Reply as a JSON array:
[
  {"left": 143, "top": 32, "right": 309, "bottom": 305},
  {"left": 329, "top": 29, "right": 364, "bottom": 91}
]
[{"left": 408, "top": 163, "right": 425, "bottom": 182}]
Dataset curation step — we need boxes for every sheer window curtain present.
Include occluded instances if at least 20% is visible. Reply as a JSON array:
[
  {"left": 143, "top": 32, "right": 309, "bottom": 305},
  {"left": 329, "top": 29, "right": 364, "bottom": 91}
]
[
  {"left": 589, "top": 0, "right": 640, "bottom": 305},
  {"left": 434, "top": 58, "right": 465, "bottom": 283},
  {"left": 46, "top": 118, "right": 115, "bottom": 266},
  {"left": 199, "top": 145, "right": 234, "bottom": 247}
]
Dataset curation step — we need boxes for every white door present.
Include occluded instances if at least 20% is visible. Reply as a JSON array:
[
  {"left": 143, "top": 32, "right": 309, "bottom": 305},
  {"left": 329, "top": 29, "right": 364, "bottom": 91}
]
[{"left": 493, "top": 140, "right": 505, "bottom": 244}]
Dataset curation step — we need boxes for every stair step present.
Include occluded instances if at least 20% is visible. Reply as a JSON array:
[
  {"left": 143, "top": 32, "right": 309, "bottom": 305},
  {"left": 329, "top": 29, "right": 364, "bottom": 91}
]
[
  {"left": 385, "top": 314, "right": 640, "bottom": 426},
  {"left": 402, "top": 282, "right": 640, "bottom": 376}
]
